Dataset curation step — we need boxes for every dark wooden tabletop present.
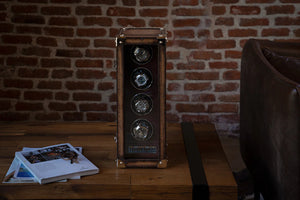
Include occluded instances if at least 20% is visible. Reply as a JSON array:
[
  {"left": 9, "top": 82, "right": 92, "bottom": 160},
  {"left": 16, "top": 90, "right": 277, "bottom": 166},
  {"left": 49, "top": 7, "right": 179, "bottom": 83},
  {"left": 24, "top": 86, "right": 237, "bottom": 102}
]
[{"left": 0, "top": 122, "right": 237, "bottom": 200}]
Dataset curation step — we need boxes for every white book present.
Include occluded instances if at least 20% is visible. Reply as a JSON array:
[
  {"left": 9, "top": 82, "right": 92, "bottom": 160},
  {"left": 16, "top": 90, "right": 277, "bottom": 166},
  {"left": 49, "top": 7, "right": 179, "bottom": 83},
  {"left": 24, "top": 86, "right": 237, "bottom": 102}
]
[{"left": 15, "top": 143, "right": 99, "bottom": 184}]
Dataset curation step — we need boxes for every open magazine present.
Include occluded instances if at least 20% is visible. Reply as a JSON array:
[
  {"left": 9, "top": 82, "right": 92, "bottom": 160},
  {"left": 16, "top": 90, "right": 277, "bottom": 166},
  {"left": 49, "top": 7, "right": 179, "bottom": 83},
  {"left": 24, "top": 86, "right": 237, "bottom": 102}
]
[{"left": 4, "top": 143, "right": 99, "bottom": 184}]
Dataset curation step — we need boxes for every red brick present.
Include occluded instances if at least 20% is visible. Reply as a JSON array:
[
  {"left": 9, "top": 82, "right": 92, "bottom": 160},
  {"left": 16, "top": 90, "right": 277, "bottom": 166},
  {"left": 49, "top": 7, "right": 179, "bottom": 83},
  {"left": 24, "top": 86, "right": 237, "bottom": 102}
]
[
  {"left": 177, "top": 62, "right": 205, "bottom": 70},
  {"left": 51, "top": 0, "right": 81, "bottom": 3},
  {"left": 52, "top": 69, "right": 73, "bottom": 79},
  {"left": 76, "top": 60, "right": 104, "bottom": 68},
  {"left": 41, "top": 58, "right": 71, "bottom": 68},
  {"left": 86, "top": 49, "right": 114, "bottom": 58},
  {"left": 86, "top": 113, "right": 116, "bottom": 122},
  {"left": 228, "top": 29, "right": 257, "bottom": 37},
  {"left": 0, "top": 46, "right": 17, "bottom": 55},
  {"left": 0, "top": 13, "right": 6, "bottom": 21},
  {"left": 186, "top": 72, "right": 219, "bottom": 80},
  {"left": 279, "top": 0, "right": 300, "bottom": 2},
  {"left": 41, "top": 6, "right": 71, "bottom": 15},
  {"left": 76, "top": 69, "right": 106, "bottom": 79},
  {"left": 55, "top": 92, "right": 69, "bottom": 100},
  {"left": 4, "top": 79, "right": 33, "bottom": 89},
  {"left": 215, "top": 17, "right": 234, "bottom": 26},
  {"left": 176, "top": 103, "right": 205, "bottom": 113},
  {"left": 230, "top": 6, "right": 260, "bottom": 15},
  {"left": 141, "top": 0, "right": 169, "bottom": 6},
  {"left": 223, "top": 70, "right": 240, "bottom": 80},
  {"left": 107, "top": 7, "right": 135, "bottom": 16},
  {"left": 207, "top": 40, "right": 236, "bottom": 49},
  {"left": 149, "top": 19, "right": 168, "bottom": 27},
  {"left": 94, "top": 39, "right": 115, "bottom": 48},
  {"left": 35, "top": 113, "right": 61, "bottom": 121},
  {"left": 167, "top": 51, "right": 180, "bottom": 59},
  {"left": 214, "top": 29, "right": 223, "bottom": 38},
  {"left": 79, "top": 103, "right": 106, "bottom": 111},
  {"left": 192, "top": 51, "right": 222, "bottom": 60},
  {"left": 173, "top": 0, "right": 198, "bottom": 6},
  {"left": 49, "top": 102, "right": 76, "bottom": 111},
  {"left": 175, "top": 40, "right": 205, "bottom": 49},
  {"left": 11, "top": 5, "right": 38, "bottom": 13},
  {"left": 0, "top": 112, "right": 29, "bottom": 121},
  {"left": 172, "top": 8, "right": 206, "bottom": 16},
  {"left": 191, "top": 93, "right": 216, "bottom": 102},
  {"left": 12, "top": 15, "right": 45, "bottom": 24},
  {"left": 211, "top": 114, "right": 239, "bottom": 123},
  {"left": 240, "top": 18, "right": 269, "bottom": 26},
  {"left": 0, "top": 23, "right": 14, "bottom": 33},
  {"left": 294, "top": 29, "right": 300, "bottom": 37},
  {"left": 212, "top": 0, "right": 239, "bottom": 3},
  {"left": 109, "top": 93, "right": 116, "bottom": 102},
  {"left": 184, "top": 83, "right": 211, "bottom": 91},
  {"left": 65, "top": 81, "right": 94, "bottom": 90},
  {"left": 24, "top": 91, "right": 52, "bottom": 100},
  {"left": 73, "top": 92, "right": 102, "bottom": 101},
  {"left": 219, "top": 94, "right": 240, "bottom": 102},
  {"left": 166, "top": 94, "right": 189, "bottom": 101},
  {"left": 44, "top": 27, "right": 74, "bottom": 37},
  {"left": 7, "top": 57, "right": 38, "bottom": 66},
  {"left": 109, "top": 28, "right": 119, "bottom": 37},
  {"left": 262, "top": 28, "right": 290, "bottom": 36},
  {"left": 0, "top": 3, "right": 6, "bottom": 11},
  {"left": 18, "top": 0, "right": 48, "bottom": 3},
  {"left": 106, "top": 60, "right": 113, "bottom": 68},
  {"left": 182, "top": 115, "right": 210, "bottom": 123},
  {"left": 275, "top": 17, "right": 300, "bottom": 26},
  {"left": 225, "top": 50, "right": 242, "bottom": 59},
  {"left": 49, "top": 17, "right": 77, "bottom": 26},
  {"left": 18, "top": 68, "right": 48, "bottom": 78},
  {"left": 166, "top": 72, "right": 185, "bottom": 80},
  {"left": 15, "top": 102, "right": 43, "bottom": 111},
  {"left": 265, "top": 5, "right": 295, "bottom": 15},
  {"left": 117, "top": 18, "right": 145, "bottom": 27},
  {"left": 56, "top": 49, "right": 83, "bottom": 58},
  {"left": 209, "top": 61, "right": 238, "bottom": 69},
  {"left": 140, "top": 9, "right": 168, "bottom": 17},
  {"left": 0, "top": 100, "right": 11, "bottom": 110},
  {"left": 166, "top": 62, "right": 174, "bottom": 70},
  {"left": 22, "top": 47, "right": 51, "bottom": 57},
  {"left": 110, "top": 71, "right": 116, "bottom": 79},
  {"left": 37, "top": 37, "right": 57, "bottom": 47},
  {"left": 37, "top": 81, "right": 62, "bottom": 89},
  {"left": 63, "top": 112, "right": 83, "bottom": 121},
  {"left": 66, "top": 39, "right": 90, "bottom": 47},
  {"left": 98, "top": 82, "right": 114, "bottom": 90},
  {"left": 16, "top": 26, "right": 42, "bottom": 34},
  {"left": 246, "top": 0, "right": 274, "bottom": 2},
  {"left": 76, "top": 6, "right": 102, "bottom": 15},
  {"left": 83, "top": 17, "right": 113, "bottom": 26},
  {"left": 174, "top": 30, "right": 194, "bottom": 38},
  {"left": 2, "top": 35, "right": 32, "bottom": 44},
  {"left": 0, "top": 90, "right": 20, "bottom": 99},
  {"left": 212, "top": 6, "right": 226, "bottom": 15},
  {"left": 215, "top": 82, "right": 239, "bottom": 92},
  {"left": 173, "top": 19, "right": 200, "bottom": 27},
  {"left": 168, "top": 83, "right": 181, "bottom": 91},
  {"left": 122, "top": 0, "right": 136, "bottom": 6},
  {"left": 208, "top": 104, "right": 238, "bottom": 113},
  {"left": 77, "top": 28, "right": 106, "bottom": 37},
  {"left": 88, "top": 0, "right": 116, "bottom": 4}
]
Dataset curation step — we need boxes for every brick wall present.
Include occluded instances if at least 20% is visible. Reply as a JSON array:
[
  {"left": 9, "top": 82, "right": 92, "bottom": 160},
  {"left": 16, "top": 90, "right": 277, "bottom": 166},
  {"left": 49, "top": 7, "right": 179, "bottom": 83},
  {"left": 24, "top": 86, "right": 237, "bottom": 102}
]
[{"left": 0, "top": 0, "right": 299, "bottom": 135}]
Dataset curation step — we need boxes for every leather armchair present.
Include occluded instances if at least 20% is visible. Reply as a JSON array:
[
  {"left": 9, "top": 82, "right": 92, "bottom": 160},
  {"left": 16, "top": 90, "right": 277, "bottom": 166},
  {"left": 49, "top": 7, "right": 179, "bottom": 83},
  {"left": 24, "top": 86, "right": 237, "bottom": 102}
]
[{"left": 240, "top": 39, "right": 300, "bottom": 200}]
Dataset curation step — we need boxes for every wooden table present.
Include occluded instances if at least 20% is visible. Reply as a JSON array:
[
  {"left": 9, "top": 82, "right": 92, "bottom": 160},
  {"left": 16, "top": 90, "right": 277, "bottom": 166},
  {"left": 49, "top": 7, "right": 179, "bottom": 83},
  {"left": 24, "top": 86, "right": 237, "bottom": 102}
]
[{"left": 0, "top": 122, "right": 237, "bottom": 200}]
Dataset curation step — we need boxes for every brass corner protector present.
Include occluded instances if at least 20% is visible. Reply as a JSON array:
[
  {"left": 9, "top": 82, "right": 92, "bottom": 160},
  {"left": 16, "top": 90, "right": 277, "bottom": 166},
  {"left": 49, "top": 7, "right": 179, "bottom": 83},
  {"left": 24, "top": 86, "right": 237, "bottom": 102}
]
[
  {"left": 157, "top": 159, "right": 168, "bottom": 168},
  {"left": 116, "top": 159, "right": 126, "bottom": 168}
]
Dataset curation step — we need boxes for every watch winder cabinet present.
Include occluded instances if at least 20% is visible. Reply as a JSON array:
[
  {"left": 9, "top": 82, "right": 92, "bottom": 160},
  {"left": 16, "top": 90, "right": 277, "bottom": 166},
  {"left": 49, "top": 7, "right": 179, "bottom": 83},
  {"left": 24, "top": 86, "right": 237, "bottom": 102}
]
[{"left": 116, "top": 28, "right": 167, "bottom": 168}]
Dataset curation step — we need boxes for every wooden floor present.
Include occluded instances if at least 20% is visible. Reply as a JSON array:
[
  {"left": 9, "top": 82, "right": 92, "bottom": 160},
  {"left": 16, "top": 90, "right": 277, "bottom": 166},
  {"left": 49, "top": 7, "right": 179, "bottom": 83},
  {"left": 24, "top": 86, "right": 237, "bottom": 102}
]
[{"left": 0, "top": 122, "right": 237, "bottom": 200}]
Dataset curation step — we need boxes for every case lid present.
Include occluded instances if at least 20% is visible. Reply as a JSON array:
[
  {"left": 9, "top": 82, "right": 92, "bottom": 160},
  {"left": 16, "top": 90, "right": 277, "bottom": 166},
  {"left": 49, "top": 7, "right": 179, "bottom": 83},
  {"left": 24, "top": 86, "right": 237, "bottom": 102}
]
[{"left": 117, "top": 27, "right": 167, "bottom": 39}]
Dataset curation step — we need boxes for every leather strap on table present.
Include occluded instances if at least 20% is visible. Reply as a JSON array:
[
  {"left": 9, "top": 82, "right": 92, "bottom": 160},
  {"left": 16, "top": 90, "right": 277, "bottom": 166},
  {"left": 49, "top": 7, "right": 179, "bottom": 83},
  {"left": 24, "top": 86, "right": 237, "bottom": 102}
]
[{"left": 181, "top": 122, "right": 209, "bottom": 200}]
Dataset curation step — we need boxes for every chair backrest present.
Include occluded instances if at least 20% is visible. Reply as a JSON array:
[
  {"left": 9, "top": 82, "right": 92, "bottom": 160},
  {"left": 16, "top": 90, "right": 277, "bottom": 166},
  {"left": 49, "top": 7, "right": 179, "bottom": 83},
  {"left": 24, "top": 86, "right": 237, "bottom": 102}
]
[{"left": 240, "top": 39, "right": 300, "bottom": 200}]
